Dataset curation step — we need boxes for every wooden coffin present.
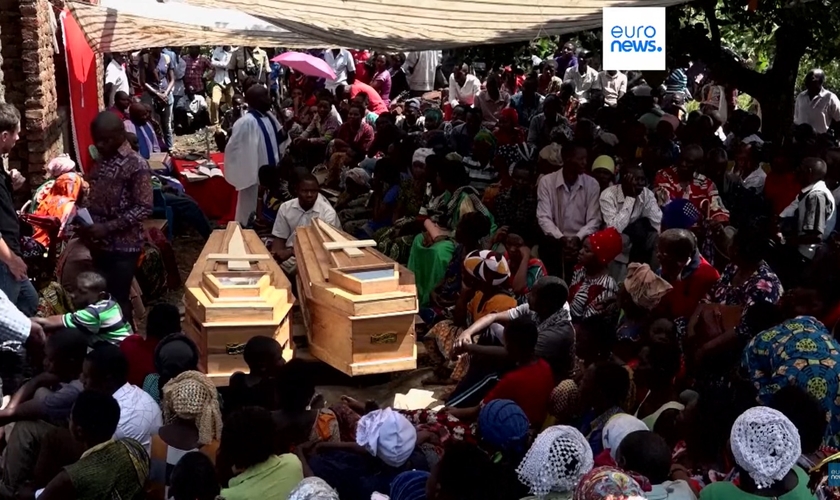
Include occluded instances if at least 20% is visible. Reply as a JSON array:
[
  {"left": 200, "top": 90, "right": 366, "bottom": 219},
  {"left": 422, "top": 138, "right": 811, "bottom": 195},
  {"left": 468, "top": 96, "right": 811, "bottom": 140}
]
[
  {"left": 184, "top": 222, "right": 295, "bottom": 386},
  {"left": 294, "top": 219, "right": 418, "bottom": 376}
]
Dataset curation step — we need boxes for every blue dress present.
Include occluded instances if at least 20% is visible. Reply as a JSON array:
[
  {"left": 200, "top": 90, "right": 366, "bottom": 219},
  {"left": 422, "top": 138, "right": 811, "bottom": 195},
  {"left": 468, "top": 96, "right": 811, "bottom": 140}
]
[{"left": 743, "top": 315, "right": 840, "bottom": 447}]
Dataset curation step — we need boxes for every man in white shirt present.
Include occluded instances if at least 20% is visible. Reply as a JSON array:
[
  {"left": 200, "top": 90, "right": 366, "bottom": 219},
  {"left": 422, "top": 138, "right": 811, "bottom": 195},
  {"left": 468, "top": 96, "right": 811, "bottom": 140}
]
[
  {"left": 600, "top": 166, "right": 662, "bottom": 267},
  {"left": 104, "top": 53, "right": 130, "bottom": 108},
  {"left": 536, "top": 144, "right": 602, "bottom": 277},
  {"left": 225, "top": 86, "right": 281, "bottom": 226},
  {"left": 794, "top": 68, "right": 840, "bottom": 135},
  {"left": 271, "top": 174, "right": 339, "bottom": 275},
  {"left": 209, "top": 46, "right": 234, "bottom": 126},
  {"left": 448, "top": 63, "right": 481, "bottom": 108},
  {"left": 563, "top": 51, "right": 601, "bottom": 104},
  {"left": 598, "top": 70, "right": 627, "bottom": 107},
  {"left": 82, "top": 343, "right": 162, "bottom": 453},
  {"left": 404, "top": 50, "right": 441, "bottom": 97},
  {"left": 324, "top": 49, "right": 356, "bottom": 94}
]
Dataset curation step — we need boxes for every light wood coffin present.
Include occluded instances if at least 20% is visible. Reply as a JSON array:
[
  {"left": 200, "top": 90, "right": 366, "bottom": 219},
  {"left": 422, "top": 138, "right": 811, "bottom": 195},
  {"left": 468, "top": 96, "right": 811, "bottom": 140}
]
[
  {"left": 294, "top": 219, "right": 418, "bottom": 376},
  {"left": 184, "top": 222, "right": 295, "bottom": 386}
]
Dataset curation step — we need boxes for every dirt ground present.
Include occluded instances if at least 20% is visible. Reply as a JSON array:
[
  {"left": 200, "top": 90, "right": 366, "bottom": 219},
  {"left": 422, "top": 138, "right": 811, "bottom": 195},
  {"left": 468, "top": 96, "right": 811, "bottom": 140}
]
[{"left": 161, "top": 132, "right": 447, "bottom": 408}]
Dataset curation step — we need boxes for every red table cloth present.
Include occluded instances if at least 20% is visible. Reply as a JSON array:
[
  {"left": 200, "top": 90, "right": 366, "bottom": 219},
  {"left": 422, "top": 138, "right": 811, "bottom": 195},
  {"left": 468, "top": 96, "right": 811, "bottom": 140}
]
[{"left": 172, "top": 153, "right": 238, "bottom": 223}]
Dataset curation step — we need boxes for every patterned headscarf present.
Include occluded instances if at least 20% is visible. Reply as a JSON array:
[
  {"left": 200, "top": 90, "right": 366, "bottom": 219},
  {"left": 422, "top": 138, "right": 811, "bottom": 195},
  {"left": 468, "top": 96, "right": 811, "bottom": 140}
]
[
  {"left": 730, "top": 406, "right": 801, "bottom": 489},
  {"left": 390, "top": 470, "right": 431, "bottom": 500},
  {"left": 162, "top": 370, "right": 222, "bottom": 445},
  {"left": 478, "top": 399, "right": 530, "bottom": 454},
  {"left": 539, "top": 144, "right": 563, "bottom": 167},
  {"left": 623, "top": 263, "right": 672, "bottom": 310},
  {"left": 474, "top": 129, "right": 497, "bottom": 151},
  {"left": 573, "top": 466, "right": 645, "bottom": 500},
  {"left": 46, "top": 154, "right": 76, "bottom": 178},
  {"left": 500, "top": 107, "right": 519, "bottom": 124},
  {"left": 345, "top": 167, "right": 371, "bottom": 189},
  {"left": 289, "top": 477, "right": 340, "bottom": 500},
  {"left": 463, "top": 249, "right": 511, "bottom": 286},
  {"left": 588, "top": 227, "right": 623, "bottom": 266},
  {"left": 517, "top": 425, "right": 594, "bottom": 498},
  {"left": 424, "top": 107, "right": 443, "bottom": 123}
]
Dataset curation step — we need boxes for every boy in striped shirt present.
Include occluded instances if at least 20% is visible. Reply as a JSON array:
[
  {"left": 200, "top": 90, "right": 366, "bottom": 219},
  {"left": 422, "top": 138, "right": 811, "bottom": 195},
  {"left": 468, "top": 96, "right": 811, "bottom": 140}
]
[{"left": 35, "top": 271, "right": 132, "bottom": 345}]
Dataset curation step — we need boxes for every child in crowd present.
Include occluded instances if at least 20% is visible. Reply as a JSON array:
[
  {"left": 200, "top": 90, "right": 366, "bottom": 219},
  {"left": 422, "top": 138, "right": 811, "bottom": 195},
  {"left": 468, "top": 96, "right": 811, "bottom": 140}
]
[
  {"left": 227, "top": 335, "right": 286, "bottom": 412},
  {"left": 120, "top": 303, "right": 181, "bottom": 388},
  {"left": 35, "top": 271, "right": 132, "bottom": 345},
  {"left": 617, "top": 430, "right": 697, "bottom": 500}
]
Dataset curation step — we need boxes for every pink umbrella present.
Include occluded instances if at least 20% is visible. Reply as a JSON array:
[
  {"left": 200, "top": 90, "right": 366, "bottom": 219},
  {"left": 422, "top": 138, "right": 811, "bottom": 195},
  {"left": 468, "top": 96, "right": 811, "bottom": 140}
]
[{"left": 272, "top": 51, "right": 336, "bottom": 81}]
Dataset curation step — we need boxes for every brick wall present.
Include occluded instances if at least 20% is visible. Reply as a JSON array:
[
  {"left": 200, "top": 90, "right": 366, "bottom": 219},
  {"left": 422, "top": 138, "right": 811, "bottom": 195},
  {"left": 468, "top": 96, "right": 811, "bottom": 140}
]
[{"left": 20, "top": 0, "right": 65, "bottom": 187}]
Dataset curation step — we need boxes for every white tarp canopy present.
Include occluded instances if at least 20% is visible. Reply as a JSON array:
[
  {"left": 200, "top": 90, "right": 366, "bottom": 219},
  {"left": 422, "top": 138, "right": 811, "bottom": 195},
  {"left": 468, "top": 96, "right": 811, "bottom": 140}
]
[
  {"left": 181, "top": 0, "right": 690, "bottom": 50},
  {"left": 71, "top": 0, "right": 690, "bottom": 52},
  {"left": 68, "top": 0, "right": 327, "bottom": 53}
]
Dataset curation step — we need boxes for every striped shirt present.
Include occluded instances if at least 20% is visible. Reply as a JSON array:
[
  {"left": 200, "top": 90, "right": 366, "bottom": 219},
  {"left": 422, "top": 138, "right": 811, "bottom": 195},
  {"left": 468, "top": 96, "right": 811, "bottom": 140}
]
[
  {"left": 665, "top": 68, "right": 688, "bottom": 94},
  {"left": 462, "top": 157, "right": 498, "bottom": 194},
  {"left": 62, "top": 297, "right": 133, "bottom": 345}
]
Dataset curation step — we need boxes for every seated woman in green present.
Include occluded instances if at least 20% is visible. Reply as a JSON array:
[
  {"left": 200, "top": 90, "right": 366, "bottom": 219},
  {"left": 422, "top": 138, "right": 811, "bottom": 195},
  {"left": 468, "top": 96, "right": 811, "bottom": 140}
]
[{"left": 406, "top": 161, "right": 496, "bottom": 306}]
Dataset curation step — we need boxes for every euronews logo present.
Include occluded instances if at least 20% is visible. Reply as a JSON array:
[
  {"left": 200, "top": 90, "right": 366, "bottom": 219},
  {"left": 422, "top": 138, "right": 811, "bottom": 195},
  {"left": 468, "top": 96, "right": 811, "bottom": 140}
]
[
  {"left": 602, "top": 7, "right": 666, "bottom": 71},
  {"left": 609, "top": 26, "right": 663, "bottom": 53}
]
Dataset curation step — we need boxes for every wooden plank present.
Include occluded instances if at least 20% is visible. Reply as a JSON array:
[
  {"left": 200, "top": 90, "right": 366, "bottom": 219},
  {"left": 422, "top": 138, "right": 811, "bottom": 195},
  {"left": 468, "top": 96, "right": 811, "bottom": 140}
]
[
  {"left": 348, "top": 352, "right": 417, "bottom": 376},
  {"left": 239, "top": 229, "right": 292, "bottom": 290},
  {"left": 315, "top": 219, "right": 365, "bottom": 257},
  {"left": 226, "top": 225, "right": 251, "bottom": 271},
  {"left": 206, "top": 253, "right": 270, "bottom": 262},
  {"left": 306, "top": 300, "right": 352, "bottom": 375},
  {"left": 307, "top": 227, "right": 334, "bottom": 283},
  {"left": 323, "top": 240, "right": 377, "bottom": 250}
]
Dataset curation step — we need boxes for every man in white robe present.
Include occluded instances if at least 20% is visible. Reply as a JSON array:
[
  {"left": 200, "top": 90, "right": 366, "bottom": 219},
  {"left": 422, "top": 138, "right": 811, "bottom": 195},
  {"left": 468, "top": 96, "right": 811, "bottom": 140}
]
[{"left": 224, "top": 85, "right": 281, "bottom": 226}]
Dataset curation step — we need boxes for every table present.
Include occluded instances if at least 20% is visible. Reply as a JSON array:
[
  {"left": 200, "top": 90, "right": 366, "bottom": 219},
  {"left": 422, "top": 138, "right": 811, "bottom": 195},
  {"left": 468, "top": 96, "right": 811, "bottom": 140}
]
[{"left": 171, "top": 153, "right": 238, "bottom": 223}]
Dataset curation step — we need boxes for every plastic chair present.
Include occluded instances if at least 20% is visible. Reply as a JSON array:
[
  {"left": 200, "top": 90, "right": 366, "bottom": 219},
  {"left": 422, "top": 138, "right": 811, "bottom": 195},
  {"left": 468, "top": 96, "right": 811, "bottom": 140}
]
[{"left": 152, "top": 187, "right": 175, "bottom": 241}]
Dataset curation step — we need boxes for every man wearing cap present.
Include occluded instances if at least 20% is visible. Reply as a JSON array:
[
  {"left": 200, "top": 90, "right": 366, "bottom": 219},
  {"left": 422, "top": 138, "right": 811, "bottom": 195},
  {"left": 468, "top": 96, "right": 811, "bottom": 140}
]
[
  {"left": 601, "top": 165, "right": 662, "bottom": 270},
  {"left": 590, "top": 155, "right": 616, "bottom": 192}
]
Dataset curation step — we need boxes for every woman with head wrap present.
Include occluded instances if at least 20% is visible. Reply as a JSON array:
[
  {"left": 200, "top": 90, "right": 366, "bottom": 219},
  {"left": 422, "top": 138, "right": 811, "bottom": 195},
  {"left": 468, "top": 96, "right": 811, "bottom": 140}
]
[
  {"left": 423, "top": 249, "right": 516, "bottom": 384},
  {"left": 596, "top": 414, "right": 648, "bottom": 467},
  {"left": 615, "top": 263, "right": 673, "bottom": 348},
  {"left": 141, "top": 333, "right": 200, "bottom": 404},
  {"left": 148, "top": 370, "right": 222, "bottom": 500},
  {"left": 289, "top": 477, "right": 340, "bottom": 500},
  {"left": 390, "top": 470, "right": 431, "bottom": 500},
  {"left": 518, "top": 426, "right": 594, "bottom": 500},
  {"left": 407, "top": 159, "right": 497, "bottom": 307},
  {"left": 573, "top": 466, "right": 645, "bottom": 500},
  {"left": 699, "top": 407, "right": 809, "bottom": 500},
  {"left": 568, "top": 228, "right": 623, "bottom": 323},
  {"left": 537, "top": 143, "right": 563, "bottom": 180},
  {"left": 306, "top": 408, "right": 427, "bottom": 500},
  {"left": 494, "top": 108, "right": 524, "bottom": 146},
  {"left": 337, "top": 166, "right": 374, "bottom": 235}
]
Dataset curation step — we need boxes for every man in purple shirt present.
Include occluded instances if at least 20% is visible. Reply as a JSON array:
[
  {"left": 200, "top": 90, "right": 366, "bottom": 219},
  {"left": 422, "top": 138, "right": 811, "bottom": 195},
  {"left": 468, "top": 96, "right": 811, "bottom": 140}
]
[
  {"left": 554, "top": 42, "right": 578, "bottom": 75},
  {"left": 536, "top": 143, "right": 602, "bottom": 278},
  {"left": 81, "top": 111, "right": 153, "bottom": 326}
]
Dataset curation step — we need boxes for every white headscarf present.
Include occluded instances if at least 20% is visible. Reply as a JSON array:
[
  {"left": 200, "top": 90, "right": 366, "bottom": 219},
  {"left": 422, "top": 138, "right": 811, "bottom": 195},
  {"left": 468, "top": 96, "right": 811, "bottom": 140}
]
[
  {"left": 356, "top": 408, "right": 417, "bottom": 468},
  {"left": 730, "top": 406, "right": 801, "bottom": 489},
  {"left": 602, "top": 413, "right": 648, "bottom": 460},
  {"left": 412, "top": 148, "right": 434, "bottom": 165},
  {"left": 288, "top": 477, "right": 339, "bottom": 500},
  {"left": 517, "top": 425, "right": 593, "bottom": 498}
]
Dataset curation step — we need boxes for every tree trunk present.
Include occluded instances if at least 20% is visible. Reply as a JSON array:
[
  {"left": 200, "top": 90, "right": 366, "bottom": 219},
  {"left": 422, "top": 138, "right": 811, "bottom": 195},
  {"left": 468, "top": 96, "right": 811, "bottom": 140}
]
[{"left": 685, "top": 11, "right": 810, "bottom": 142}]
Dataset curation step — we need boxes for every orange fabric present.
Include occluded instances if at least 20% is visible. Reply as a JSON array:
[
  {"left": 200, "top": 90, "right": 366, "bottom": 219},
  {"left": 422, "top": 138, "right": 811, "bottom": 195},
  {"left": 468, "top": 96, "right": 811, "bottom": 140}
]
[
  {"left": 32, "top": 172, "right": 86, "bottom": 247},
  {"left": 312, "top": 410, "right": 338, "bottom": 441}
]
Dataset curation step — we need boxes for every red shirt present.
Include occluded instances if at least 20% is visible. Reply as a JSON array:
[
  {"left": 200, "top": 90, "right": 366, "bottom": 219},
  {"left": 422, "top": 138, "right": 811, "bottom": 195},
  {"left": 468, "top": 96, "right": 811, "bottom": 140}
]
[
  {"left": 120, "top": 335, "right": 159, "bottom": 386},
  {"left": 350, "top": 81, "right": 389, "bottom": 115},
  {"left": 764, "top": 171, "right": 800, "bottom": 215},
  {"left": 484, "top": 359, "right": 555, "bottom": 426},
  {"left": 657, "top": 255, "right": 720, "bottom": 320}
]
